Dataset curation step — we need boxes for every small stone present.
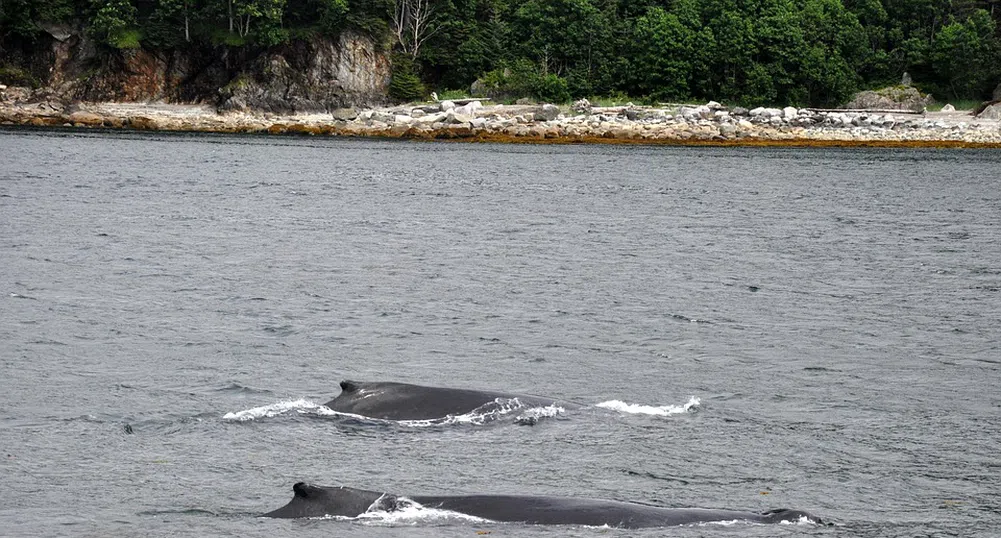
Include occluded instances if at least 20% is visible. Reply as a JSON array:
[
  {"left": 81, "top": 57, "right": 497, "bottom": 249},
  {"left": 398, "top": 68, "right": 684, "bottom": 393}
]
[{"left": 941, "top": 104, "right": 956, "bottom": 112}]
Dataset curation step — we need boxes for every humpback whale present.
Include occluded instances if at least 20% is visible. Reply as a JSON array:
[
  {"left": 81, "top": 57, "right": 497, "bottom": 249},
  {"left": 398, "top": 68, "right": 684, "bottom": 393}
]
[
  {"left": 323, "top": 380, "right": 567, "bottom": 421},
  {"left": 262, "top": 483, "right": 826, "bottom": 528}
]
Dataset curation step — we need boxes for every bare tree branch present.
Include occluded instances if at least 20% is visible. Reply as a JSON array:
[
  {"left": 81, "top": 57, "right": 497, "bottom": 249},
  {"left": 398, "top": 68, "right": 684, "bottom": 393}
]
[{"left": 391, "top": 0, "right": 437, "bottom": 59}]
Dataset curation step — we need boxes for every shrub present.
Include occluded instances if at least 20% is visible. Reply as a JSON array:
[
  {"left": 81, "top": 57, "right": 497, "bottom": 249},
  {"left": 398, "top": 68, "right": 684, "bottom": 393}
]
[
  {"left": 532, "top": 74, "right": 571, "bottom": 104},
  {"left": 388, "top": 55, "right": 425, "bottom": 102},
  {"left": 0, "top": 66, "right": 41, "bottom": 88}
]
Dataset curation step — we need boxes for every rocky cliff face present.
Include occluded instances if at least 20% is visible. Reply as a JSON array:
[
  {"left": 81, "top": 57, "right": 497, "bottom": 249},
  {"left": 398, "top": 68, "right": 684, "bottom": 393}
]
[
  {"left": 6, "top": 26, "right": 390, "bottom": 112},
  {"left": 218, "top": 32, "right": 391, "bottom": 113}
]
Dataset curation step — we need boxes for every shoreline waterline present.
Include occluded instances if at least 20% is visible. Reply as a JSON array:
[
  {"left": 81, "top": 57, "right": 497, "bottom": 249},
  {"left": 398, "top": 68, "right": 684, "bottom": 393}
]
[{"left": 3, "top": 98, "right": 1000, "bottom": 149}]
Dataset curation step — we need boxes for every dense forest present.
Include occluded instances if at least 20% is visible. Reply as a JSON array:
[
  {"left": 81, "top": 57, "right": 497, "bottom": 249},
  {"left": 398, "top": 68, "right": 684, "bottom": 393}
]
[{"left": 2, "top": 0, "right": 1000, "bottom": 106}]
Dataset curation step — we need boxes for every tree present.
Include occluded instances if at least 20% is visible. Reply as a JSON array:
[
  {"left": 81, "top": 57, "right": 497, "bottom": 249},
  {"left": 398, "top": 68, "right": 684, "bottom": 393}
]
[
  {"left": 155, "top": 0, "right": 195, "bottom": 42},
  {"left": 627, "top": 6, "right": 698, "bottom": 101},
  {"left": 392, "top": 0, "right": 437, "bottom": 59},
  {"left": 931, "top": 9, "right": 1001, "bottom": 98},
  {"left": 89, "top": 0, "right": 139, "bottom": 48}
]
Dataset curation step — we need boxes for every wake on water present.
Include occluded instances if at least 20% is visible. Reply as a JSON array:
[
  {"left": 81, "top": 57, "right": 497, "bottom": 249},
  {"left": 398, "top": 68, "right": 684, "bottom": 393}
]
[
  {"left": 222, "top": 396, "right": 701, "bottom": 424},
  {"left": 594, "top": 396, "right": 701, "bottom": 416}
]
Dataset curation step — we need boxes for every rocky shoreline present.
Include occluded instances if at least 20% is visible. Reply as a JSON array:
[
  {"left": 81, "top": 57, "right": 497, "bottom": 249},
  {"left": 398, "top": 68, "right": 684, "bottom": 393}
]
[{"left": 3, "top": 90, "right": 1001, "bottom": 148}]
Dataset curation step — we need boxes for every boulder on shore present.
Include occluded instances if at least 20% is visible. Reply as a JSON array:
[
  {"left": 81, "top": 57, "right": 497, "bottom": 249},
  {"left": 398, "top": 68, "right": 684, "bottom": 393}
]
[
  {"left": 978, "top": 102, "right": 1001, "bottom": 120},
  {"left": 845, "top": 86, "right": 933, "bottom": 111},
  {"left": 534, "top": 103, "right": 559, "bottom": 121}
]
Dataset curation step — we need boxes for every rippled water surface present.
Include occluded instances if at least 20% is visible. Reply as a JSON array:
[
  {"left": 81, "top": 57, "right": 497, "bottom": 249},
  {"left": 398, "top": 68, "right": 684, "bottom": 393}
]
[{"left": 2, "top": 128, "right": 1000, "bottom": 537}]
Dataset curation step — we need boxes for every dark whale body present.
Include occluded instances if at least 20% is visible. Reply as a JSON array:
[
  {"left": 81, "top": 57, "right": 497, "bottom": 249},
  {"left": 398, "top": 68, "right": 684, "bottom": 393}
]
[
  {"left": 263, "top": 483, "right": 826, "bottom": 528},
  {"left": 323, "top": 380, "right": 566, "bottom": 421}
]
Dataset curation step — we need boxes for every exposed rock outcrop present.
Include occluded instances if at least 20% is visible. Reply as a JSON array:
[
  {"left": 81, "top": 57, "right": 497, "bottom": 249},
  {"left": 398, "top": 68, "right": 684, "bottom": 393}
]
[
  {"left": 978, "top": 102, "right": 1001, "bottom": 120},
  {"left": 218, "top": 32, "right": 390, "bottom": 113},
  {"left": 845, "top": 86, "right": 934, "bottom": 111},
  {"left": 2, "top": 28, "right": 389, "bottom": 112}
]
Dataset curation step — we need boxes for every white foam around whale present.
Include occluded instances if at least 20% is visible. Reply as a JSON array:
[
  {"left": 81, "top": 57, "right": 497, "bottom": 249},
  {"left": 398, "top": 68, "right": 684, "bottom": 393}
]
[
  {"left": 594, "top": 396, "right": 700, "bottom": 416},
  {"left": 222, "top": 399, "right": 337, "bottom": 421},
  {"left": 354, "top": 497, "right": 490, "bottom": 525},
  {"left": 778, "top": 515, "right": 817, "bottom": 525},
  {"left": 224, "top": 396, "right": 698, "bottom": 423},
  {"left": 222, "top": 398, "right": 565, "bottom": 426},
  {"left": 396, "top": 399, "right": 566, "bottom": 427}
]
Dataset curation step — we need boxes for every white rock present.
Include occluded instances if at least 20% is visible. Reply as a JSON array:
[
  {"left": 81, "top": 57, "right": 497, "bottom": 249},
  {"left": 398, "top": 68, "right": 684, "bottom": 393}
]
[
  {"left": 440, "top": 100, "right": 456, "bottom": 112},
  {"left": 534, "top": 104, "right": 560, "bottom": 122},
  {"left": 941, "top": 104, "right": 956, "bottom": 112},
  {"left": 749, "top": 107, "right": 766, "bottom": 116},
  {"left": 444, "top": 111, "right": 473, "bottom": 124},
  {"left": 782, "top": 106, "right": 798, "bottom": 120}
]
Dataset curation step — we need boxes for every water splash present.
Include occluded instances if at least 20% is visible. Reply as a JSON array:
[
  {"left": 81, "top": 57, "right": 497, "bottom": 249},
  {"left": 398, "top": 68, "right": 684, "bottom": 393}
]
[
  {"left": 354, "top": 496, "right": 490, "bottom": 526},
  {"left": 594, "top": 396, "right": 700, "bottom": 416},
  {"left": 396, "top": 399, "right": 565, "bottom": 427},
  {"left": 223, "top": 397, "right": 564, "bottom": 426},
  {"left": 778, "top": 515, "right": 818, "bottom": 525},
  {"left": 222, "top": 399, "right": 337, "bottom": 421}
]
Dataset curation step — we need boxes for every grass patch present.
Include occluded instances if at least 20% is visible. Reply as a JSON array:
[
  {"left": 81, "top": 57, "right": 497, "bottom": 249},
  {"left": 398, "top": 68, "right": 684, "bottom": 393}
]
[
  {"left": 436, "top": 89, "right": 471, "bottom": 101},
  {"left": 109, "top": 28, "right": 142, "bottom": 49},
  {"left": 210, "top": 29, "right": 247, "bottom": 47}
]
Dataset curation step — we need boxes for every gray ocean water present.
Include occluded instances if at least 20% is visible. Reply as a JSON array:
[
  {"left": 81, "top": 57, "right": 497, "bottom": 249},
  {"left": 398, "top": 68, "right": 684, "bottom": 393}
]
[{"left": 2, "top": 128, "right": 1000, "bottom": 538}]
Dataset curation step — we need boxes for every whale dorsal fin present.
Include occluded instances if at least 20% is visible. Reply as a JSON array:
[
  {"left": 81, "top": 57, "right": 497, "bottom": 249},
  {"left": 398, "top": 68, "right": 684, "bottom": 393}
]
[
  {"left": 293, "top": 482, "right": 322, "bottom": 499},
  {"left": 340, "top": 380, "right": 360, "bottom": 393}
]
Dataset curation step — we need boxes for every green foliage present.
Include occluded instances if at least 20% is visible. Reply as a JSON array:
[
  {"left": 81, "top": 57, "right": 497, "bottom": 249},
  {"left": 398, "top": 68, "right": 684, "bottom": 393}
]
[
  {"left": 0, "top": 65, "right": 41, "bottom": 87},
  {"left": 388, "top": 54, "right": 425, "bottom": 102},
  {"left": 477, "top": 58, "right": 573, "bottom": 102},
  {"left": 0, "top": 0, "right": 76, "bottom": 40},
  {"left": 532, "top": 73, "right": 571, "bottom": 103},
  {"left": 108, "top": 28, "right": 143, "bottom": 49},
  {"left": 88, "top": 0, "right": 138, "bottom": 46},
  {"left": 2, "top": 0, "right": 1000, "bottom": 105},
  {"left": 209, "top": 28, "right": 248, "bottom": 47},
  {"left": 930, "top": 10, "right": 1000, "bottom": 99},
  {"left": 437, "top": 89, "right": 471, "bottom": 101}
]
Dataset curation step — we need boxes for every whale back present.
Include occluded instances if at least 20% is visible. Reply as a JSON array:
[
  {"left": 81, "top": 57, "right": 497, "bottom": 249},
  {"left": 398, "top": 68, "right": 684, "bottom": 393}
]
[
  {"left": 408, "top": 495, "right": 822, "bottom": 528},
  {"left": 263, "top": 484, "right": 827, "bottom": 527},
  {"left": 261, "top": 483, "right": 383, "bottom": 519},
  {"left": 323, "top": 380, "right": 557, "bottom": 420}
]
